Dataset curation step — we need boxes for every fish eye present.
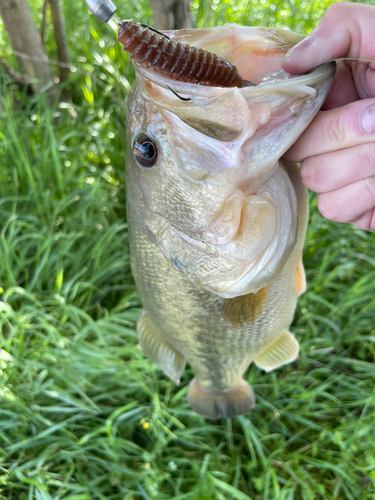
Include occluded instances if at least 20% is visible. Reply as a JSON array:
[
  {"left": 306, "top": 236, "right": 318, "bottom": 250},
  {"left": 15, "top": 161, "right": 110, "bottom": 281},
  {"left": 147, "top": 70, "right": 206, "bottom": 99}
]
[{"left": 133, "top": 134, "right": 158, "bottom": 169}]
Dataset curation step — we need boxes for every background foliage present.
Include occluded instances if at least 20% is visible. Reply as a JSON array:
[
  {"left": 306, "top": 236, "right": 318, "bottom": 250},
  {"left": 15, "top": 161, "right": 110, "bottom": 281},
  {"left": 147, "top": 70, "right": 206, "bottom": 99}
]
[{"left": 1, "top": 0, "right": 375, "bottom": 499}]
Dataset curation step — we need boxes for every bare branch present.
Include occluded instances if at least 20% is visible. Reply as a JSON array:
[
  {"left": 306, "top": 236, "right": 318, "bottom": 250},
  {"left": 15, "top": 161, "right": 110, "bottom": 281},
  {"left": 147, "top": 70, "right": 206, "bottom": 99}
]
[
  {"left": 41, "top": 0, "right": 49, "bottom": 44},
  {"left": 12, "top": 50, "right": 70, "bottom": 68},
  {"left": 2, "top": 50, "right": 129, "bottom": 109},
  {"left": 173, "top": 0, "right": 193, "bottom": 29},
  {"left": 150, "top": 0, "right": 193, "bottom": 30},
  {"left": 49, "top": 0, "right": 70, "bottom": 82},
  {"left": 0, "top": 57, "right": 31, "bottom": 85}
]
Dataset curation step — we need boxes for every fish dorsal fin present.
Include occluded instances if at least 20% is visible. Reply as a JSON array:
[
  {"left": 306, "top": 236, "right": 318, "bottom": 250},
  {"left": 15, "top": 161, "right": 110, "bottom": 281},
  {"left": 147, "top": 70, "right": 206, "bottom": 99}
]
[
  {"left": 254, "top": 330, "right": 299, "bottom": 372},
  {"left": 137, "top": 311, "right": 186, "bottom": 384}
]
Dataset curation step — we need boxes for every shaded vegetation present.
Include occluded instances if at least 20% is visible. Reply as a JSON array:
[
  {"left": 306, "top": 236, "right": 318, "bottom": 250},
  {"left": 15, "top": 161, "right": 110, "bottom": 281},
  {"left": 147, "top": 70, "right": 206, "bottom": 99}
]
[{"left": 1, "top": 0, "right": 375, "bottom": 499}]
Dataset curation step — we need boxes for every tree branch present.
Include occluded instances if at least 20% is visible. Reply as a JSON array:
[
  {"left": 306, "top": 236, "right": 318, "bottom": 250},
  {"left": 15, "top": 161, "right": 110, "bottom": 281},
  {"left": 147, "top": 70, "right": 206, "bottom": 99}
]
[
  {"left": 0, "top": 57, "right": 31, "bottom": 85},
  {"left": 150, "top": 0, "right": 193, "bottom": 30},
  {"left": 41, "top": 0, "right": 49, "bottom": 44},
  {"left": 49, "top": 0, "right": 70, "bottom": 82}
]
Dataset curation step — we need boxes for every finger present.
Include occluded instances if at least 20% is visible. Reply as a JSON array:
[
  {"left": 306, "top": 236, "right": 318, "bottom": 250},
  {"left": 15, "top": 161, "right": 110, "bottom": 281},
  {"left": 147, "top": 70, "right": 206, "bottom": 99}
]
[
  {"left": 320, "top": 62, "right": 359, "bottom": 110},
  {"left": 284, "top": 99, "right": 375, "bottom": 162},
  {"left": 300, "top": 142, "right": 375, "bottom": 193},
  {"left": 281, "top": 2, "right": 375, "bottom": 74},
  {"left": 317, "top": 176, "right": 375, "bottom": 223},
  {"left": 352, "top": 209, "right": 375, "bottom": 230}
]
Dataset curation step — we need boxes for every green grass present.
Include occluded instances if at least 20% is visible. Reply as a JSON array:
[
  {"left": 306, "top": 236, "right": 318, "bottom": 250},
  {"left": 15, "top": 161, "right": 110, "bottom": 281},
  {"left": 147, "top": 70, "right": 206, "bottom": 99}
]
[{"left": 1, "top": 0, "right": 375, "bottom": 498}]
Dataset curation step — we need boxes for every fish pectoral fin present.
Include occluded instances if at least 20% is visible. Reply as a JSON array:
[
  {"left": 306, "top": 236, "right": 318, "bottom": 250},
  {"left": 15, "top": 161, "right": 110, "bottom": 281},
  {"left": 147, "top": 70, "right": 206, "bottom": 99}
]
[
  {"left": 137, "top": 311, "right": 186, "bottom": 385},
  {"left": 187, "top": 378, "right": 255, "bottom": 420},
  {"left": 295, "top": 255, "right": 306, "bottom": 297},
  {"left": 254, "top": 330, "right": 299, "bottom": 373}
]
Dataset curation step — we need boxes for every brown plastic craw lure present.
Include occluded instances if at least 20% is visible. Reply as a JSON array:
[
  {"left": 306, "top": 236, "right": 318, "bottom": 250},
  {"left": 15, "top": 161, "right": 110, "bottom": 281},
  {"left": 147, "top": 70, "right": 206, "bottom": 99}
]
[{"left": 118, "top": 20, "right": 254, "bottom": 88}]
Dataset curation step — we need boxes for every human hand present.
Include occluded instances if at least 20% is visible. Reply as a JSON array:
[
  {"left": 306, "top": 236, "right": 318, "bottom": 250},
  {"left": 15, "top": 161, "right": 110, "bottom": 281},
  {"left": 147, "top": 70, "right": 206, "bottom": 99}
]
[{"left": 281, "top": 1, "right": 375, "bottom": 230}]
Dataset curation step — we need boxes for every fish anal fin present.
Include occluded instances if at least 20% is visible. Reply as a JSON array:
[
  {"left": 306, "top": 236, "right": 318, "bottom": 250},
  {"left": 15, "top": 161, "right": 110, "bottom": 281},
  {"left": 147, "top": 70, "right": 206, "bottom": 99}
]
[
  {"left": 137, "top": 311, "right": 186, "bottom": 384},
  {"left": 254, "top": 330, "right": 299, "bottom": 372},
  {"left": 187, "top": 378, "right": 255, "bottom": 420},
  {"left": 295, "top": 255, "right": 306, "bottom": 297}
]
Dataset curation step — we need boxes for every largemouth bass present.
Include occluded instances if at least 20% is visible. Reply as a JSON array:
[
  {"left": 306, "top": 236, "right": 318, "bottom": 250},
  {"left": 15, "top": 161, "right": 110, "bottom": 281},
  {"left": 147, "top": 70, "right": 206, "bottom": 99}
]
[{"left": 123, "top": 25, "right": 335, "bottom": 419}]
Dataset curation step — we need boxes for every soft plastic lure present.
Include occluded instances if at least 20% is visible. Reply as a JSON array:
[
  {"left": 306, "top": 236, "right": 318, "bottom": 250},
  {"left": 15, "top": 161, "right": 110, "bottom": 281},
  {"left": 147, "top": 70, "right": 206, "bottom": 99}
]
[{"left": 118, "top": 20, "right": 254, "bottom": 88}]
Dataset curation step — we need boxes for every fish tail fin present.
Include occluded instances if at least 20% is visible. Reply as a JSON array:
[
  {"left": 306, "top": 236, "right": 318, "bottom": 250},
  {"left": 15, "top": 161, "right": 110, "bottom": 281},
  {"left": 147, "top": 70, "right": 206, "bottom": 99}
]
[{"left": 187, "top": 378, "right": 255, "bottom": 420}]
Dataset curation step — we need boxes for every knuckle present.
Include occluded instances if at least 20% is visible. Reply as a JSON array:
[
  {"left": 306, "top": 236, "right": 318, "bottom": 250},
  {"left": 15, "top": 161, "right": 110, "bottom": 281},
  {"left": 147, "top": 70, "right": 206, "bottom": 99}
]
[
  {"left": 324, "top": 111, "right": 347, "bottom": 147},
  {"left": 356, "top": 209, "right": 375, "bottom": 230},
  {"left": 358, "top": 177, "right": 375, "bottom": 201},
  {"left": 326, "top": 1, "right": 349, "bottom": 18},
  {"left": 365, "top": 144, "right": 375, "bottom": 168},
  {"left": 300, "top": 158, "right": 324, "bottom": 190},
  {"left": 317, "top": 193, "right": 339, "bottom": 221}
]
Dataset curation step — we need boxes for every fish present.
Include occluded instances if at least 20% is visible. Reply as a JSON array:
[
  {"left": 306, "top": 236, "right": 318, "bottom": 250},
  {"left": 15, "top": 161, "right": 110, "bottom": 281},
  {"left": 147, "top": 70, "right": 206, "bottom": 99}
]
[{"left": 122, "top": 24, "right": 335, "bottom": 419}]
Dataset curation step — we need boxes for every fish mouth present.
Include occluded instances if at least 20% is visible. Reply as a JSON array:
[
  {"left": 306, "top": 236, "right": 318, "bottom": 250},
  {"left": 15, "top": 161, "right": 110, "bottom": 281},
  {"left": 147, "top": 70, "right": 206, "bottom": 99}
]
[
  {"left": 132, "top": 24, "right": 335, "bottom": 98},
  {"left": 135, "top": 59, "right": 335, "bottom": 100}
]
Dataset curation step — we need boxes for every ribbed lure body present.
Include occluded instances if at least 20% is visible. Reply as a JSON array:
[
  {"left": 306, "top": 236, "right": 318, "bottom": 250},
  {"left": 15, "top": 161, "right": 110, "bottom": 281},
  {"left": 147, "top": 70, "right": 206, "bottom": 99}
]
[{"left": 118, "top": 20, "right": 252, "bottom": 88}]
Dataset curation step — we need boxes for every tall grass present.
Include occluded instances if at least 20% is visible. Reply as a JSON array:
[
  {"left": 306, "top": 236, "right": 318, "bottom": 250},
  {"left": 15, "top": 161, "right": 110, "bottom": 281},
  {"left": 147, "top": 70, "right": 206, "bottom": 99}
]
[{"left": 1, "top": 0, "right": 375, "bottom": 498}]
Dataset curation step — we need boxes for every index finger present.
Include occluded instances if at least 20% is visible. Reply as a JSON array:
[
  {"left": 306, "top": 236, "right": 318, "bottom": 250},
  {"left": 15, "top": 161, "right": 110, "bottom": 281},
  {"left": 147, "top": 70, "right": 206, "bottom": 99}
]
[{"left": 281, "top": 2, "right": 375, "bottom": 75}]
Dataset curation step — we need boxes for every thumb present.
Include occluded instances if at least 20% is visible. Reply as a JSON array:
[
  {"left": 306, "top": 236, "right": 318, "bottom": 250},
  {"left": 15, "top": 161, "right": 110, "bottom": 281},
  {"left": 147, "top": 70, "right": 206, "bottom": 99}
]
[{"left": 281, "top": 2, "right": 374, "bottom": 74}]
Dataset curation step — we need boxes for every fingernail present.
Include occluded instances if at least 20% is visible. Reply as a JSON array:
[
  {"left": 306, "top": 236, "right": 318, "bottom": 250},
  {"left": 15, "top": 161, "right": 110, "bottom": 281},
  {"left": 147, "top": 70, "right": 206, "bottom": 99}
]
[
  {"left": 359, "top": 104, "right": 375, "bottom": 134},
  {"left": 282, "top": 35, "right": 315, "bottom": 61}
]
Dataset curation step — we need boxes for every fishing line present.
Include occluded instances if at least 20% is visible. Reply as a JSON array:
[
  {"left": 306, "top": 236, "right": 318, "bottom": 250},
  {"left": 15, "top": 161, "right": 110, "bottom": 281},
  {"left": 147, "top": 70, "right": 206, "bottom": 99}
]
[
  {"left": 328, "top": 57, "right": 375, "bottom": 65},
  {"left": 166, "top": 87, "right": 192, "bottom": 101},
  {"left": 140, "top": 24, "right": 171, "bottom": 40}
]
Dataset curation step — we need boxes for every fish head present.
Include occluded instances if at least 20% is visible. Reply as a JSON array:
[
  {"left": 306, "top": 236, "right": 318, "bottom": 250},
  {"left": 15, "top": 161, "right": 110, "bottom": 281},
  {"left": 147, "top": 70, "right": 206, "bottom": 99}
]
[{"left": 126, "top": 25, "right": 335, "bottom": 298}]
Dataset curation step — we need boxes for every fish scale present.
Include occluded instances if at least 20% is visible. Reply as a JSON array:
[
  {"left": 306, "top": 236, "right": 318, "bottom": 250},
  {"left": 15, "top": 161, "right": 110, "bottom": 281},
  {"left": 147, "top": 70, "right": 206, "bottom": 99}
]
[{"left": 125, "top": 24, "right": 335, "bottom": 419}]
